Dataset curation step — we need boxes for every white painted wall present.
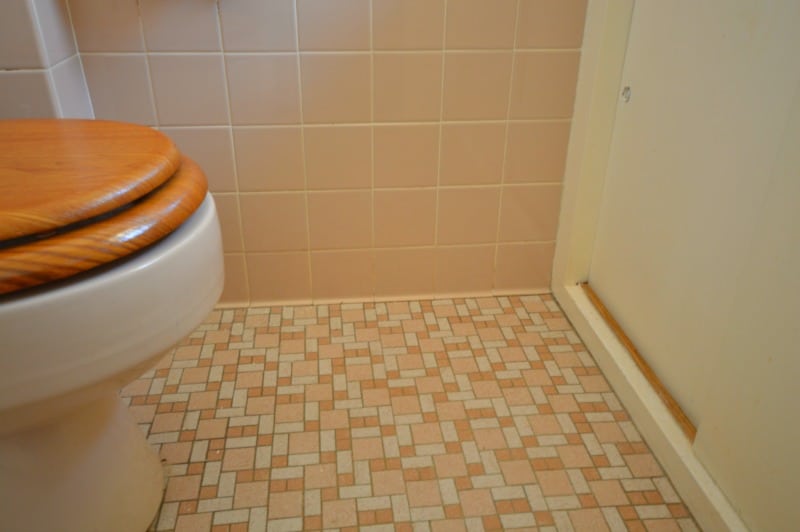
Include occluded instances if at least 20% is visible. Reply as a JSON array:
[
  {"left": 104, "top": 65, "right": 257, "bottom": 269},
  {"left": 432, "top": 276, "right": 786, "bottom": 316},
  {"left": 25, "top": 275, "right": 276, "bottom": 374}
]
[{"left": 587, "top": 1, "right": 800, "bottom": 530}]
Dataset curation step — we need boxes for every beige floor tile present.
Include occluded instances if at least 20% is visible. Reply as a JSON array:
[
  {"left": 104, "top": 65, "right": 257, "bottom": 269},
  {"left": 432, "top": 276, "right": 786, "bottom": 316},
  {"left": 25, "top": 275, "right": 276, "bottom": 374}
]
[{"left": 125, "top": 296, "right": 697, "bottom": 531}]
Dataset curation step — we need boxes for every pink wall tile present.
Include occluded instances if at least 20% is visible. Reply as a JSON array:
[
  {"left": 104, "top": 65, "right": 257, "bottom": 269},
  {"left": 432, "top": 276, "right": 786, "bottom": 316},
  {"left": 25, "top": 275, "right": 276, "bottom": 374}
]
[{"left": 60, "top": 0, "right": 587, "bottom": 304}]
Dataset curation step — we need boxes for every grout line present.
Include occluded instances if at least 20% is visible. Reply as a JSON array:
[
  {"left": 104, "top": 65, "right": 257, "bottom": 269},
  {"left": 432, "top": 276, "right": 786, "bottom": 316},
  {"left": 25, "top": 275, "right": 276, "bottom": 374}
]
[
  {"left": 28, "top": 0, "right": 63, "bottom": 118},
  {"left": 44, "top": 69, "right": 63, "bottom": 118},
  {"left": 135, "top": 1, "right": 161, "bottom": 129},
  {"left": 62, "top": 0, "right": 95, "bottom": 119},
  {"left": 76, "top": 48, "right": 582, "bottom": 56},
  {"left": 151, "top": 118, "right": 573, "bottom": 130},
  {"left": 45, "top": 53, "right": 79, "bottom": 72},
  {"left": 26, "top": 0, "right": 48, "bottom": 68},
  {"left": 493, "top": 0, "right": 524, "bottom": 291},
  {"left": 238, "top": 240, "right": 556, "bottom": 256},
  {"left": 368, "top": 0, "right": 376, "bottom": 297},
  {"left": 215, "top": 0, "right": 250, "bottom": 303},
  {"left": 292, "top": 0, "right": 314, "bottom": 300},
  {"left": 227, "top": 182, "right": 562, "bottom": 195},
  {"left": 0, "top": 67, "right": 52, "bottom": 74},
  {"left": 433, "top": 0, "right": 449, "bottom": 263}
]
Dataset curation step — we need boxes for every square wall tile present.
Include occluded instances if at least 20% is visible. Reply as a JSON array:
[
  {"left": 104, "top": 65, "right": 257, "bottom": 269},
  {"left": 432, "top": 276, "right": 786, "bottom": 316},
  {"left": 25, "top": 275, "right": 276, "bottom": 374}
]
[
  {"left": 33, "top": 0, "right": 76, "bottom": 65},
  {"left": 220, "top": 254, "right": 249, "bottom": 304},
  {"left": 161, "top": 127, "right": 236, "bottom": 192},
  {"left": 247, "top": 253, "right": 311, "bottom": 303},
  {"left": 517, "top": 0, "right": 588, "bottom": 49},
  {"left": 311, "top": 250, "right": 373, "bottom": 300},
  {"left": 82, "top": 54, "right": 155, "bottom": 125},
  {"left": 372, "top": 0, "right": 444, "bottom": 50},
  {"left": 0, "top": 71, "right": 57, "bottom": 119},
  {"left": 443, "top": 52, "right": 513, "bottom": 120},
  {"left": 374, "top": 189, "right": 436, "bottom": 247},
  {"left": 437, "top": 187, "right": 501, "bottom": 245},
  {"left": 510, "top": 51, "right": 580, "bottom": 119},
  {"left": 69, "top": 0, "right": 144, "bottom": 52},
  {"left": 211, "top": 193, "right": 243, "bottom": 252},
  {"left": 504, "top": 121, "right": 571, "bottom": 183},
  {"left": 304, "top": 126, "right": 371, "bottom": 190},
  {"left": 498, "top": 184, "right": 562, "bottom": 241},
  {"left": 301, "top": 54, "right": 371, "bottom": 123},
  {"left": 240, "top": 193, "right": 308, "bottom": 252},
  {"left": 374, "top": 248, "right": 435, "bottom": 297},
  {"left": 445, "top": 0, "right": 517, "bottom": 49},
  {"left": 440, "top": 123, "right": 506, "bottom": 185},
  {"left": 434, "top": 245, "right": 494, "bottom": 294},
  {"left": 297, "top": 0, "right": 369, "bottom": 51},
  {"left": 51, "top": 55, "right": 94, "bottom": 118},
  {"left": 0, "top": 2, "right": 44, "bottom": 68},
  {"left": 234, "top": 127, "right": 305, "bottom": 191},
  {"left": 219, "top": 0, "right": 296, "bottom": 51},
  {"left": 495, "top": 242, "right": 554, "bottom": 291},
  {"left": 374, "top": 53, "right": 442, "bottom": 122},
  {"left": 308, "top": 191, "right": 372, "bottom": 250},
  {"left": 226, "top": 54, "right": 301, "bottom": 125},
  {"left": 139, "top": 0, "right": 220, "bottom": 51},
  {"left": 374, "top": 125, "right": 439, "bottom": 188},
  {"left": 149, "top": 54, "right": 229, "bottom": 125}
]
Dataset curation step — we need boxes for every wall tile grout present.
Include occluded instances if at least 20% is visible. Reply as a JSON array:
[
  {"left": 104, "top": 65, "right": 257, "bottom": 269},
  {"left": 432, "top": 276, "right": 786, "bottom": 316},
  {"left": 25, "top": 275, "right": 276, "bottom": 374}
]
[
  {"left": 433, "top": 0, "right": 450, "bottom": 273},
  {"left": 293, "top": 0, "right": 315, "bottom": 301},
  {"left": 136, "top": 0, "right": 161, "bottom": 130},
  {"left": 215, "top": 0, "right": 250, "bottom": 304},
  {"left": 77, "top": 48, "right": 583, "bottom": 56},
  {"left": 231, "top": 240, "right": 558, "bottom": 256},
  {"left": 493, "top": 0, "right": 524, "bottom": 289},
  {"left": 368, "top": 0, "right": 376, "bottom": 298},
  {"left": 145, "top": 118, "right": 574, "bottom": 129},
  {"left": 27, "top": 0, "right": 64, "bottom": 118},
  {"left": 61, "top": 0, "right": 94, "bottom": 119},
  {"left": 226, "top": 182, "right": 564, "bottom": 196}
]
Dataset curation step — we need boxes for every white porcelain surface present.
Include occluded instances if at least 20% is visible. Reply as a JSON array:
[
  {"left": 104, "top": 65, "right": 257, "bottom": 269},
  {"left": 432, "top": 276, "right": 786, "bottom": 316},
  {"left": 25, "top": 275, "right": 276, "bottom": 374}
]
[
  {"left": 0, "top": 194, "right": 223, "bottom": 532},
  {"left": 0, "top": 194, "right": 224, "bottom": 432},
  {"left": 0, "top": 395, "right": 165, "bottom": 532}
]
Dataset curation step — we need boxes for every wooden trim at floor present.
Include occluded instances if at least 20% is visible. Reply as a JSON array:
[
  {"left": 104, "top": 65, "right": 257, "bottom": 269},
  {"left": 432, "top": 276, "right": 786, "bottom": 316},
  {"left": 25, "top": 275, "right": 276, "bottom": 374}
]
[{"left": 580, "top": 282, "right": 697, "bottom": 442}]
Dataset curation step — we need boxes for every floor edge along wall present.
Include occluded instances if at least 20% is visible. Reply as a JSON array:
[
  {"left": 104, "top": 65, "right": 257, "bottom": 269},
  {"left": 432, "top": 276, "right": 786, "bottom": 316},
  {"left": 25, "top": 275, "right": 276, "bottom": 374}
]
[{"left": 552, "top": 283, "right": 748, "bottom": 532}]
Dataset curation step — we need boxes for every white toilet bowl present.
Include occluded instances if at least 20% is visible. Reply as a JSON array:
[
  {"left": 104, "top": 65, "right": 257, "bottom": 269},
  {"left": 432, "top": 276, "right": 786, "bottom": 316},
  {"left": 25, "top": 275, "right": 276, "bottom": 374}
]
[
  {"left": 0, "top": 196, "right": 223, "bottom": 532},
  {"left": 0, "top": 120, "right": 224, "bottom": 532}
]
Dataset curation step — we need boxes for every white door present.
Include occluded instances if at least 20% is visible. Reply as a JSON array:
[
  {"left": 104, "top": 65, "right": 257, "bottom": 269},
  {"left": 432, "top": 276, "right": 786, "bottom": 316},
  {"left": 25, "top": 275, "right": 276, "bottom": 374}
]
[{"left": 586, "top": 1, "right": 800, "bottom": 529}]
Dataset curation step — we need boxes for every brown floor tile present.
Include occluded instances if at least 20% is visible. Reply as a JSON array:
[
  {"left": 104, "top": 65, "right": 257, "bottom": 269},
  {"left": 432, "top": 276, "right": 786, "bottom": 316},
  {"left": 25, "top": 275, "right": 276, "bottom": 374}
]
[{"left": 129, "top": 296, "right": 698, "bottom": 531}]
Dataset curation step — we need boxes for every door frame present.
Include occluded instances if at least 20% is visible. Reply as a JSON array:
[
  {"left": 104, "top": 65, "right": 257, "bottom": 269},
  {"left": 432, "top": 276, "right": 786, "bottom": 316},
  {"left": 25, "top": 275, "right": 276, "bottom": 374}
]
[{"left": 552, "top": 2, "right": 745, "bottom": 530}]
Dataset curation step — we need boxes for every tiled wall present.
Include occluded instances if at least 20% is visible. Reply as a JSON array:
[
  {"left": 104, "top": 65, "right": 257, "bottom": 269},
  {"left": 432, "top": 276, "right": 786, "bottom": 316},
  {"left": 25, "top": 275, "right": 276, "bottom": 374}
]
[
  {"left": 68, "top": 0, "right": 587, "bottom": 305},
  {"left": 0, "top": 0, "right": 93, "bottom": 119}
]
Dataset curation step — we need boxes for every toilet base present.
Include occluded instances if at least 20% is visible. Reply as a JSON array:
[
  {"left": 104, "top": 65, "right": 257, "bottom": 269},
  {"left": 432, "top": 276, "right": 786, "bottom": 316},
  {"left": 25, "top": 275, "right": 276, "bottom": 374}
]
[{"left": 0, "top": 395, "right": 164, "bottom": 532}]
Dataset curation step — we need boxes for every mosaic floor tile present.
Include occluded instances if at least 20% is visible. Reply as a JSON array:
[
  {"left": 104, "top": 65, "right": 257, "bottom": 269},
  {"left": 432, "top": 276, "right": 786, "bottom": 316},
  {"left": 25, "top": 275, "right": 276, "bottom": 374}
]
[{"left": 126, "top": 295, "right": 699, "bottom": 531}]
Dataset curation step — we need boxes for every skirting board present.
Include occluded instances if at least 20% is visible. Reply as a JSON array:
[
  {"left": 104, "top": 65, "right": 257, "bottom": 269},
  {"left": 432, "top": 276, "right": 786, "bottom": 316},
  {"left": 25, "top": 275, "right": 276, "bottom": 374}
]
[{"left": 553, "top": 283, "right": 748, "bottom": 532}]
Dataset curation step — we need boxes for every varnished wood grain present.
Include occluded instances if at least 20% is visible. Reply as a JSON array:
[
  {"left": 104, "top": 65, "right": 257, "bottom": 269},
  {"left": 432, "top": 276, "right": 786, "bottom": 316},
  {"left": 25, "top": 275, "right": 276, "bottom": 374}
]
[
  {"left": 0, "top": 157, "right": 207, "bottom": 295},
  {"left": 580, "top": 282, "right": 698, "bottom": 442},
  {"left": 0, "top": 119, "right": 181, "bottom": 240}
]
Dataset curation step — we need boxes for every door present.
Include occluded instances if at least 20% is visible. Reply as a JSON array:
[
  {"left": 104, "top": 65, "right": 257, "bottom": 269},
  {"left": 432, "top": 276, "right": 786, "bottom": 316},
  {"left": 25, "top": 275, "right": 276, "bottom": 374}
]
[{"left": 586, "top": 1, "right": 800, "bottom": 529}]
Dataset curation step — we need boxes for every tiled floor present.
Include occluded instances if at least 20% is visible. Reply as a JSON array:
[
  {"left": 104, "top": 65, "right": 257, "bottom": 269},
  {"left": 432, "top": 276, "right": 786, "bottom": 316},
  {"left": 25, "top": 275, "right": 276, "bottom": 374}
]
[{"left": 126, "top": 294, "right": 698, "bottom": 532}]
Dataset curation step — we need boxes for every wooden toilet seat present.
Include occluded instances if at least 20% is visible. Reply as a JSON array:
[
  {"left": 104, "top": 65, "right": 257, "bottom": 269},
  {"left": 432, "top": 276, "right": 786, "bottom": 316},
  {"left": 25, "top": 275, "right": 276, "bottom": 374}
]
[{"left": 0, "top": 119, "right": 208, "bottom": 295}]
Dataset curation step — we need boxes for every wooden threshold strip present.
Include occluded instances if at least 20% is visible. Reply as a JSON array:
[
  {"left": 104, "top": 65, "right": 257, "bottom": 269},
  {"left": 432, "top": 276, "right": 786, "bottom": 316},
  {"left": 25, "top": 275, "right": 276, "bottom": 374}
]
[{"left": 580, "top": 282, "right": 697, "bottom": 442}]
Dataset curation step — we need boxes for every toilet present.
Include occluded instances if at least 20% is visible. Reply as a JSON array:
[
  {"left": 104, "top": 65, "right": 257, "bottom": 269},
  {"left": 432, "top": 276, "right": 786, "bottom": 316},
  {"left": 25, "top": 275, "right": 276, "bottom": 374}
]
[{"left": 0, "top": 120, "right": 224, "bottom": 531}]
